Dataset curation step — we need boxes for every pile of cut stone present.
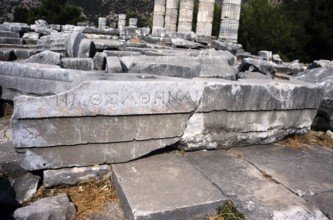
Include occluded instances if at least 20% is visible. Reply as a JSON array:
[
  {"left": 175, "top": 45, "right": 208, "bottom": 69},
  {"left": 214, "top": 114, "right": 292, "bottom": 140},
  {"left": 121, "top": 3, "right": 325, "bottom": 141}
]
[{"left": 1, "top": 17, "right": 332, "bottom": 220}]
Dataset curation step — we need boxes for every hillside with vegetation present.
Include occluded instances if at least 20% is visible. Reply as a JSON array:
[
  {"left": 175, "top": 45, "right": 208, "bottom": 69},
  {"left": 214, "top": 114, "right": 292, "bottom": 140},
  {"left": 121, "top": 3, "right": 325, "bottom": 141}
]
[{"left": 1, "top": 0, "right": 332, "bottom": 62}]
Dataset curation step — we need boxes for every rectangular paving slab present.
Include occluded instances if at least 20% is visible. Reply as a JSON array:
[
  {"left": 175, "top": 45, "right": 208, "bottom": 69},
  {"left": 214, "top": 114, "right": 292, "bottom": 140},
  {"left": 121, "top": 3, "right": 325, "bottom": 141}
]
[
  {"left": 185, "top": 150, "right": 328, "bottom": 220},
  {"left": 112, "top": 152, "right": 226, "bottom": 220},
  {"left": 229, "top": 144, "right": 333, "bottom": 219}
]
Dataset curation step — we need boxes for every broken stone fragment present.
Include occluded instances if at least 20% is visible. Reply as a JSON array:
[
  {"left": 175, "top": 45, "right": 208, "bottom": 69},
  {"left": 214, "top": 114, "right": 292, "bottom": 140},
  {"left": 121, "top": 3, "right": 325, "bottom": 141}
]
[
  {"left": 237, "top": 71, "right": 270, "bottom": 80},
  {"left": 24, "top": 50, "right": 62, "bottom": 66},
  {"left": 120, "top": 56, "right": 201, "bottom": 78},
  {"left": 93, "top": 52, "right": 107, "bottom": 70},
  {"left": 0, "top": 61, "right": 86, "bottom": 100},
  {"left": 308, "top": 60, "right": 333, "bottom": 69},
  {"left": 13, "top": 193, "right": 76, "bottom": 220},
  {"left": 179, "top": 79, "right": 324, "bottom": 150},
  {"left": 78, "top": 39, "right": 96, "bottom": 58},
  {"left": 239, "top": 57, "right": 276, "bottom": 77},
  {"left": 12, "top": 172, "right": 40, "bottom": 203},
  {"left": 294, "top": 67, "right": 333, "bottom": 130},
  {"left": 0, "top": 30, "right": 20, "bottom": 38},
  {"left": 22, "top": 32, "right": 40, "bottom": 44},
  {"left": 37, "top": 32, "right": 91, "bottom": 58},
  {"left": 65, "top": 32, "right": 84, "bottom": 57},
  {"left": 211, "top": 40, "right": 243, "bottom": 55},
  {"left": 171, "top": 38, "right": 205, "bottom": 49},
  {"left": 120, "top": 55, "right": 236, "bottom": 79},
  {"left": 106, "top": 56, "right": 123, "bottom": 73},
  {"left": 43, "top": 165, "right": 110, "bottom": 188},
  {"left": 0, "top": 37, "right": 22, "bottom": 45},
  {"left": 62, "top": 57, "right": 94, "bottom": 71},
  {"left": 0, "top": 49, "right": 16, "bottom": 61}
]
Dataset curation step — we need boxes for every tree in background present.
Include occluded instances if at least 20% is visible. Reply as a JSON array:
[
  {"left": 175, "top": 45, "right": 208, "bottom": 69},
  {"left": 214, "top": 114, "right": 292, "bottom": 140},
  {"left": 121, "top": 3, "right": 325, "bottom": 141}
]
[
  {"left": 13, "top": 0, "right": 84, "bottom": 25},
  {"left": 126, "top": 11, "right": 152, "bottom": 28},
  {"left": 239, "top": 0, "right": 298, "bottom": 61},
  {"left": 284, "top": 0, "right": 333, "bottom": 61},
  {"left": 239, "top": 0, "right": 333, "bottom": 62}
]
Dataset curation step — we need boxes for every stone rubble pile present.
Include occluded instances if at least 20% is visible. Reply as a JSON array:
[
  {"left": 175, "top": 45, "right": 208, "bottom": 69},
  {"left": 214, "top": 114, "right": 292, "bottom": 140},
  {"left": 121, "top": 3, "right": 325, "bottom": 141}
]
[{"left": 0, "top": 4, "right": 332, "bottom": 219}]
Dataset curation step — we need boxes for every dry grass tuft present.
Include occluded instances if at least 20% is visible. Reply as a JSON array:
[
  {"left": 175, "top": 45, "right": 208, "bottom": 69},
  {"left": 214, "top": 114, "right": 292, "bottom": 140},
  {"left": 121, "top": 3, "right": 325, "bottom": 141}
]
[
  {"left": 3, "top": 103, "right": 14, "bottom": 120},
  {"left": 24, "top": 173, "right": 118, "bottom": 219},
  {"left": 207, "top": 201, "right": 245, "bottom": 220},
  {"left": 282, "top": 131, "right": 333, "bottom": 149}
]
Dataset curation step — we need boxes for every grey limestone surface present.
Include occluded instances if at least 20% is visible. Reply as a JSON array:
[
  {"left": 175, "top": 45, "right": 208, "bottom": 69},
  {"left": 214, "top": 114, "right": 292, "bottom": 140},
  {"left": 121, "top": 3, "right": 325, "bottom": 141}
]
[
  {"left": 0, "top": 61, "right": 86, "bottom": 100},
  {"left": 229, "top": 144, "right": 333, "bottom": 198},
  {"left": 13, "top": 193, "right": 76, "bottom": 220},
  {"left": 113, "top": 144, "right": 332, "bottom": 220},
  {"left": 11, "top": 76, "right": 324, "bottom": 170},
  {"left": 43, "top": 165, "right": 111, "bottom": 188},
  {"left": 62, "top": 57, "right": 94, "bottom": 71},
  {"left": 106, "top": 56, "right": 123, "bottom": 73},
  {"left": 112, "top": 152, "right": 226, "bottom": 220},
  {"left": 24, "top": 50, "right": 62, "bottom": 66}
]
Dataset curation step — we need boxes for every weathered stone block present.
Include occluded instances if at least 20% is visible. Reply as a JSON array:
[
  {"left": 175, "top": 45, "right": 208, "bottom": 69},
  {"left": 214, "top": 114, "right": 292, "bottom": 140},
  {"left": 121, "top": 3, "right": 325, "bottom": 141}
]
[
  {"left": 103, "top": 50, "right": 141, "bottom": 57},
  {"left": 78, "top": 39, "right": 96, "bottom": 58},
  {"left": 0, "top": 49, "right": 16, "bottom": 61},
  {"left": 120, "top": 56, "right": 201, "bottom": 78},
  {"left": 171, "top": 38, "right": 205, "bottom": 49},
  {"left": 13, "top": 194, "right": 76, "bottom": 220},
  {"left": 211, "top": 40, "right": 243, "bottom": 55},
  {"left": 22, "top": 32, "right": 40, "bottom": 44},
  {"left": 62, "top": 57, "right": 94, "bottom": 71},
  {"left": 24, "top": 50, "right": 62, "bottom": 66},
  {"left": 12, "top": 172, "right": 40, "bottom": 203},
  {"left": 112, "top": 153, "right": 226, "bottom": 220},
  {"left": 12, "top": 75, "right": 205, "bottom": 170},
  {"left": 179, "top": 79, "right": 324, "bottom": 150},
  {"left": 0, "top": 30, "right": 19, "bottom": 38},
  {"left": 0, "top": 37, "right": 21, "bottom": 44},
  {"left": 12, "top": 76, "right": 323, "bottom": 169},
  {"left": 43, "top": 165, "right": 110, "bottom": 188},
  {"left": 106, "top": 56, "right": 123, "bottom": 73},
  {"left": 93, "top": 52, "right": 107, "bottom": 70},
  {"left": 0, "top": 61, "right": 83, "bottom": 100},
  {"left": 294, "top": 68, "right": 333, "bottom": 130},
  {"left": 66, "top": 32, "right": 84, "bottom": 57}
]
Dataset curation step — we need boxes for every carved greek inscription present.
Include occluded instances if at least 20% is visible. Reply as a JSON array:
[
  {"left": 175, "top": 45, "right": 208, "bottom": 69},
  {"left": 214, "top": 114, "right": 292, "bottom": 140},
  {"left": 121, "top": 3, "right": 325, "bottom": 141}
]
[
  {"left": 56, "top": 90, "right": 199, "bottom": 107},
  {"left": 90, "top": 94, "right": 102, "bottom": 105},
  {"left": 106, "top": 92, "right": 119, "bottom": 105},
  {"left": 139, "top": 93, "right": 150, "bottom": 104},
  {"left": 23, "top": 127, "right": 38, "bottom": 139},
  {"left": 56, "top": 93, "right": 77, "bottom": 107}
]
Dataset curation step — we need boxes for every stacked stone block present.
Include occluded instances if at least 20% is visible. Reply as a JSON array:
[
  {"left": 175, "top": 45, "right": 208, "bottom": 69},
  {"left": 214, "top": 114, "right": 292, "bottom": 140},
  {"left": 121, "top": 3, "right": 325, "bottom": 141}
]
[
  {"left": 129, "top": 18, "right": 138, "bottom": 28},
  {"left": 118, "top": 14, "right": 126, "bottom": 31},
  {"left": 98, "top": 17, "right": 107, "bottom": 30},
  {"left": 219, "top": 0, "right": 241, "bottom": 42},
  {"left": 178, "top": 0, "right": 194, "bottom": 32},
  {"left": 196, "top": 0, "right": 215, "bottom": 36},
  {"left": 152, "top": 0, "right": 166, "bottom": 36},
  {"left": 165, "top": 0, "right": 180, "bottom": 33}
]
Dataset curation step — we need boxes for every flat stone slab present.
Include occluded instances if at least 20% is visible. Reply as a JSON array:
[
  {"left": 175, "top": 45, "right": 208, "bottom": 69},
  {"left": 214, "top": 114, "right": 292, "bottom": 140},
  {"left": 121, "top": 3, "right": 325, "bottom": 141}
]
[
  {"left": 229, "top": 144, "right": 333, "bottom": 219},
  {"left": 113, "top": 146, "right": 330, "bottom": 220},
  {"left": 112, "top": 152, "right": 226, "bottom": 220},
  {"left": 185, "top": 149, "right": 328, "bottom": 220}
]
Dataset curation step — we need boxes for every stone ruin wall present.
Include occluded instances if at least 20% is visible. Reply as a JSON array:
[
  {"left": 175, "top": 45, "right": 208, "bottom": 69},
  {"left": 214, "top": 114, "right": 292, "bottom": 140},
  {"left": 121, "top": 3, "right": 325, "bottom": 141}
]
[{"left": 152, "top": 0, "right": 242, "bottom": 42}]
